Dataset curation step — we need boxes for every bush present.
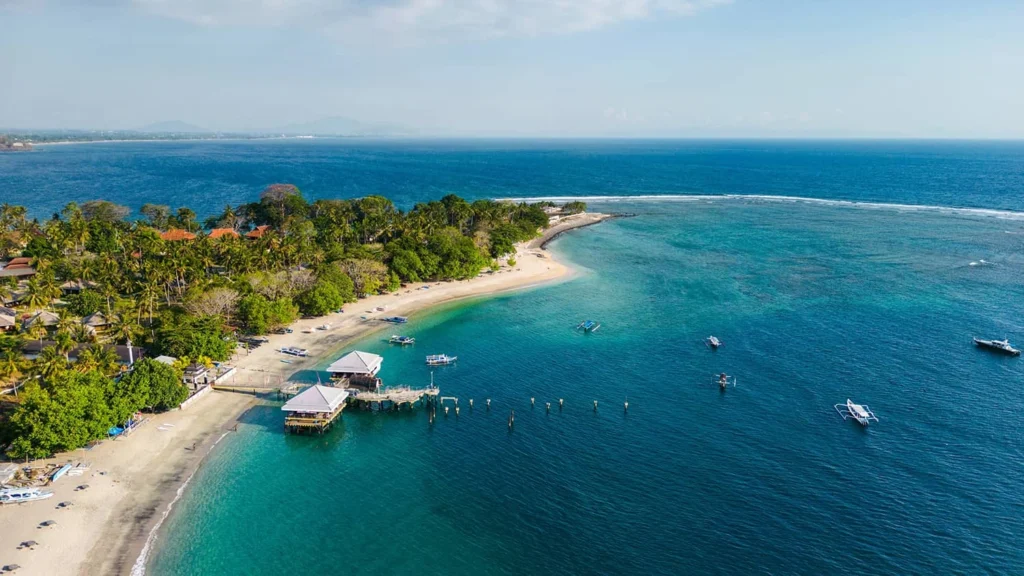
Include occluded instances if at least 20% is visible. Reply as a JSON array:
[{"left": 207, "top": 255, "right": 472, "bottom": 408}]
[{"left": 295, "top": 280, "right": 344, "bottom": 317}]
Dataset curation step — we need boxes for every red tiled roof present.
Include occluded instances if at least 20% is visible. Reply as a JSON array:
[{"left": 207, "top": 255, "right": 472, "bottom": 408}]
[
  {"left": 160, "top": 228, "right": 197, "bottom": 241},
  {"left": 7, "top": 257, "right": 31, "bottom": 266},
  {"left": 246, "top": 225, "right": 271, "bottom": 239},
  {"left": 208, "top": 228, "right": 240, "bottom": 239}
]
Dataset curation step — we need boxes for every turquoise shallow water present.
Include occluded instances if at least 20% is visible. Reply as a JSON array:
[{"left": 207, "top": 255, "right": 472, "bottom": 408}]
[{"left": 147, "top": 199, "right": 1023, "bottom": 575}]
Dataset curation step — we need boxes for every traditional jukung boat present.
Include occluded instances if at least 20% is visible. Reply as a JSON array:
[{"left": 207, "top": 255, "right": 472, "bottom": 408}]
[
  {"left": 577, "top": 320, "right": 601, "bottom": 333},
  {"left": 389, "top": 335, "right": 415, "bottom": 345},
  {"left": 426, "top": 354, "right": 457, "bottom": 366},
  {"left": 0, "top": 488, "right": 54, "bottom": 505},
  {"left": 973, "top": 338, "right": 1020, "bottom": 356},
  {"left": 834, "top": 399, "right": 878, "bottom": 426},
  {"left": 706, "top": 336, "right": 721, "bottom": 349},
  {"left": 280, "top": 347, "right": 309, "bottom": 357},
  {"left": 714, "top": 372, "right": 736, "bottom": 390},
  {"left": 383, "top": 316, "right": 408, "bottom": 324}
]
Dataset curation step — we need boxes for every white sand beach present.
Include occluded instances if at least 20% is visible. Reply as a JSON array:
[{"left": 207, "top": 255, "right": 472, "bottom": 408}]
[{"left": 0, "top": 212, "right": 613, "bottom": 576}]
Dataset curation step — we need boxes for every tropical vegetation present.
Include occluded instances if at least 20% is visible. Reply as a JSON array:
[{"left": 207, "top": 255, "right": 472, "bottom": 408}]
[{"left": 0, "top": 187, "right": 570, "bottom": 459}]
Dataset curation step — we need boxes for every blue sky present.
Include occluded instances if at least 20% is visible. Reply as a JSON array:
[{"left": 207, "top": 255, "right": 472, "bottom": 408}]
[{"left": 1, "top": 0, "right": 1022, "bottom": 137}]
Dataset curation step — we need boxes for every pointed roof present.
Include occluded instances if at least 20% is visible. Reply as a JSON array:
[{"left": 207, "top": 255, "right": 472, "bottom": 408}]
[
  {"left": 160, "top": 228, "right": 196, "bottom": 241},
  {"left": 0, "top": 315, "right": 16, "bottom": 329},
  {"left": 281, "top": 385, "right": 349, "bottom": 414},
  {"left": 23, "top": 310, "right": 59, "bottom": 328},
  {"left": 326, "top": 351, "right": 383, "bottom": 375},
  {"left": 81, "top": 312, "right": 109, "bottom": 327},
  {"left": 208, "top": 228, "right": 240, "bottom": 239},
  {"left": 246, "top": 225, "right": 271, "bottom": 239}
]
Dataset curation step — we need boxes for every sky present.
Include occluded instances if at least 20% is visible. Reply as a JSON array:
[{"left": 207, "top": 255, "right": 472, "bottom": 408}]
[{"left": 1, "top": 0, "right": 1023, "bottom": 137}]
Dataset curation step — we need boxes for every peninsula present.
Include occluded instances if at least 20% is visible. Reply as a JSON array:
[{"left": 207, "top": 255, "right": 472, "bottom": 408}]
[{"left": 0, "top": 187, "right": 612, "bottom": 575}]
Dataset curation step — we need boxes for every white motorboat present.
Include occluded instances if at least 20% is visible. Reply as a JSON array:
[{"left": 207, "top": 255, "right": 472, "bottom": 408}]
[
  {"left": 834, "top": 399, "right": 878, "bottom": 426},
  {"left": 973, "top": 337, "right": 1020, "bottom": 356},
  {"left": 0, "top": 487, "right": 54, "bottom": 505},
  {"left": 426, "top": 354, "right": 457, "bottom": 366}
]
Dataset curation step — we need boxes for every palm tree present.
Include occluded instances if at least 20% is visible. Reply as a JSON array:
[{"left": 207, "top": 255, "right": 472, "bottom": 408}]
[
  {"left": 0, "top": 349, "right": 25, "bottom": 385},
  {"left": 54, "top": 330, "right": 75, "bottom": 361},
  {"left": 33, "top": 346, "right": 68, "bottom": 381},
  {"left": 24, "top": 278, "right": 51, "bottom": 311},
  {"left": 91, "top": 345, "right": 120, "bottom": 376},
  {"left": 74, "top": 346, "right": 99, "bottom": 374},
  {"left": 109, "top": 314, "right": 141, "bottom": 345}
]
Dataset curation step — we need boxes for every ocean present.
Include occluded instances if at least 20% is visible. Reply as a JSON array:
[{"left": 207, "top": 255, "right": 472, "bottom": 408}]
[
  {"left": 3, "top": 139, "right": 1024, "bottom": 216},
  {"left": 3, "top": 140, "right": 1023, "bottom": 574}
]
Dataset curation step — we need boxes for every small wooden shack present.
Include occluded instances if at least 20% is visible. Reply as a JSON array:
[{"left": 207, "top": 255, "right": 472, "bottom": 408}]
[
  {"left": 282, "top": 385, "right": 349, "bottom": 433},
  {"left": 327, "top": 351, "right": 383, "bottom": 391}
]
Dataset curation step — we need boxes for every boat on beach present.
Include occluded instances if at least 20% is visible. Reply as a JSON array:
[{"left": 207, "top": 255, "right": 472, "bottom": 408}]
[
  {"left": 973, "top": 337, "right": 1020, "bottom": 356},
  {"left": 279, "top": 347, "right": 309, "bottom": 357},
  {"left": 426, "top": 354, "right": 457, "bottom": 366},
  {"left": 577, "top": 320, "right": 600, "bottom": 333},
  {"left": 834, "top": 399, "right": 878, "bottom": 426},
  {"left": 389, "top": 335, "right": 415, "bottom": 345},
  {"left": 383, "top": 316, "right": 408, "bottom": 324},
  {"left": 0, "top": 487, "right": 54, "bottom": 505},
  {"left": 706, "top": 336, "right": 721, "bottom": 349}
]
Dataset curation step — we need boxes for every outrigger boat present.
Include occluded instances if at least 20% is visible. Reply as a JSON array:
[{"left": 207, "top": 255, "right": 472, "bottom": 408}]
[
  {"left": 714, "top": 372, "right": 736, "bottom": 390},
  {"left": 834, "top": 399, "right": 878, "bottom": 426},
  {"left": 426, "top": 354, "right": 457, "bottom": 366},
  {"left": 389, "top": 335, "right": 415, "bottom": 345},
  {"left": 279, "top": 347, "right": 308, "bottom": 357},
  {"left": 0, "top": 487, "right": 54, "bottom": 505},
  {"left": 706, "top": 336, "right": 721, "bottom": 349},
  {"left": 383, "top": 316, "right": 408, "bottom": 324},
  {"left": 973, "top": 337, "right": 1020, "bottom": 356},
  {"left": 577, "top": 320, "right": 601, "bottom": 333}
]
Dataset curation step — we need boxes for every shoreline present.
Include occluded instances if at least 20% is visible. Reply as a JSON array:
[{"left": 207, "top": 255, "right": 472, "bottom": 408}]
[{"left": 0, "top": 211, "right": 614, "bottom": 576}]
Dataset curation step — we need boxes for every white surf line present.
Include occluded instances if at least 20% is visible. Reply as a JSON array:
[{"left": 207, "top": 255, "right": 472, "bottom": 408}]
[
  {"left": 129, "top": 429, "right": 234, "bottom": 576},
  {"left": 502, "top": 194, "right": 1024, "bottom": 220}
]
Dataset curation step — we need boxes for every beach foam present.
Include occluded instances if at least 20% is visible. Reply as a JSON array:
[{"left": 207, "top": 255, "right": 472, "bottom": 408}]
[{"left": 503, "top": 194, "right": 1024, "bottom": 221}]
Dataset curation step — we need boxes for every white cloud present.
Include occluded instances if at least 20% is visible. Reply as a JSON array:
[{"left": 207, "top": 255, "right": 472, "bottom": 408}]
[{"left": 130, "top": 0, "right": 730, "bottom": 41}]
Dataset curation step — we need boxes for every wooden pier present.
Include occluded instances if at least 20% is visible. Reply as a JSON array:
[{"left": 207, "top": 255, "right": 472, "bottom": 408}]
[{"left": 348, "top": 386, "right": 439, "bottom": 411}]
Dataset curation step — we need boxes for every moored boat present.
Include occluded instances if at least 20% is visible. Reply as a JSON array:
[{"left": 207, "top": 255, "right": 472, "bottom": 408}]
[
  {"left": 576, "top": 320, "right": 601, "bottom": 333},
  {"left": 706, "top": 336, "right": 721, "bottom": 349},
  {"left": 973, "top": 337, "right": 1020, "bottom": 356},
  {"left": 834, "top": 399, "right": 878, "bottom": 426},
  {"left": 426, "top": 354, "right": 457, "bottom": 366},
  {"left": 390, "top": 335, "right": 415, "bottom": 345},
  {"left": 280, "top": 347, "right": 309, "bottom": 357},
  {"left": 0, "top": 487, "right": 54, "bottom": 505}
]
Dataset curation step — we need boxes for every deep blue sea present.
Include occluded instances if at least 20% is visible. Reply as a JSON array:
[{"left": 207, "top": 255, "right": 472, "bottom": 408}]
[
  {"left": 4, "top": 140, "right": 1023, "bottom": 574},
  {"left": 3, "top": 139, "right": 1024, "bottom": 216}
]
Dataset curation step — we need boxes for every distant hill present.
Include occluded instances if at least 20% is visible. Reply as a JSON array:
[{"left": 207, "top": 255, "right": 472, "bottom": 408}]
[
  {"left": 274, "top": 116, "right": 408, "bottom": 136},
  {"left": 137, "top": 121, "right": 211, "bottom": 134}
]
